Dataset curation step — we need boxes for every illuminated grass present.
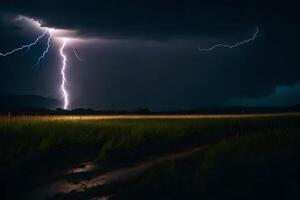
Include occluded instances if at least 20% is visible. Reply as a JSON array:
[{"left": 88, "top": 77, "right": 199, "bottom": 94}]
[{"left": 1, "top": 114, "right": 300, "bottom": 171}]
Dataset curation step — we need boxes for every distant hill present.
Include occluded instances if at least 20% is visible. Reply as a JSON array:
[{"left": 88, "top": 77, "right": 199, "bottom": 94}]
[
  {"left": 0, "top": 95, "right": 60, "bottom": 110},
  {"left": 180, "top": 105, "right": 300, "bottom": 114},
  {"left": 0, "top": 95, "right": 300, "bottom": 115}
]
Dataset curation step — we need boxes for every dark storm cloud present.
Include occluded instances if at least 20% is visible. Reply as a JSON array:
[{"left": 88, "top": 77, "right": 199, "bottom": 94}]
[
  {"left": 0, "top": 0, "right": 299, "bottom": 110},
  {"left": 1, "top": 0, "right": 262, "bottom": 39}
]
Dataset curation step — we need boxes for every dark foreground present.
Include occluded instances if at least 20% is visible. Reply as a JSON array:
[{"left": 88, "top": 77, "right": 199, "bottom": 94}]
[{"left": 1, "top": 114, "right": 300, "bottom": 199}]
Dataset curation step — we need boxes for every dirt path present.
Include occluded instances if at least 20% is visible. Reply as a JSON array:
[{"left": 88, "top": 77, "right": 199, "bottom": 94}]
[{"left": 26, "top": 146, "right": 205, "bottom": 200}]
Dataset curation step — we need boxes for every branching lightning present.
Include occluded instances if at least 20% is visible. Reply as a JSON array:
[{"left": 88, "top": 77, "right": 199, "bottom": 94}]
[
  {"left": 60, "top": 39, "right": 69, "bottom": 110},
  {"left": 72, "top": 46, "right": 83, "bottom": 61},
  {"left": 198, "top": 27, "right": 259, "bottom": 51},
  {"left": 0, "top": 16, "right": 260, "bottom": 111},
  {"left": 0, "top": 30, "right": 47, "bottom": 56},
  {"left": 36, "top": 30, "right": 52, "bottom": 65},
  {"left": 0, "top": 17, "right": 76, "bottom": 110}
]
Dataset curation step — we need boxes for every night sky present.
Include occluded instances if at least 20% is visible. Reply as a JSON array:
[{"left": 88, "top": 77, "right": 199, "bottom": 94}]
[{"left": 0, "top": 0, "right": 299, "bottom": 110}]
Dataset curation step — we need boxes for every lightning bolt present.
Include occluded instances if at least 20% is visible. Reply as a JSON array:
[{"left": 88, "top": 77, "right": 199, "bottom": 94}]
[
  {"left": 60, "top": 39, "right": 70, "bottom": 110},
  {"left": 36, "top": 30, "right": 52, "bottom": 65},
  {"left": 198, "top": 27, "right": 259, "bottom": 51},
  {"left": 0, "top": 17, "right": 75, "bottom": 110},
  {"left": 0, "top": 16, "right": 260, "bottom": 111},
  {"left": 72, "top": 46, "right": 83, "bottom": 61},
  {"left": 0, "top": 30, "right": 48, "bottom": 56}
]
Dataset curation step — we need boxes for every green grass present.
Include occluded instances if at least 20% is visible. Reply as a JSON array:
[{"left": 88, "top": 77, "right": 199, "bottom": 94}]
[
  {"left": 196, "top": 129, "right": 300, "bottom": 200},
  {"left": 1, "top": 115, "right": 300, "bottom": 172},
  {"left": 113, "top": 118, "right": 300, "bottom": 200}
]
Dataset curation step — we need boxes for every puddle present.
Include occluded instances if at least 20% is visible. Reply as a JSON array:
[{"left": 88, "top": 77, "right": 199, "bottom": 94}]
[{"left": 29, "top": 146, "right": 204, "bottom": 199}]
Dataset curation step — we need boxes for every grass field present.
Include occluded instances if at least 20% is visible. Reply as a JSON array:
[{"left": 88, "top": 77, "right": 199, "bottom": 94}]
[
  {"left": 1, "top": 114, "right": 299, "bottom": 169},
  {"left": 116, "top": 126, "right": 300, "bottom": 200},
  {"left": 1, "top": 114, "right": 300, "bottom": 199}
]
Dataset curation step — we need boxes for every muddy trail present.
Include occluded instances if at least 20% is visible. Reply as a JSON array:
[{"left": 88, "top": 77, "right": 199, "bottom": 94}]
[{"left": 15, "top": 145, "right": 205, "bottom": 200}]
